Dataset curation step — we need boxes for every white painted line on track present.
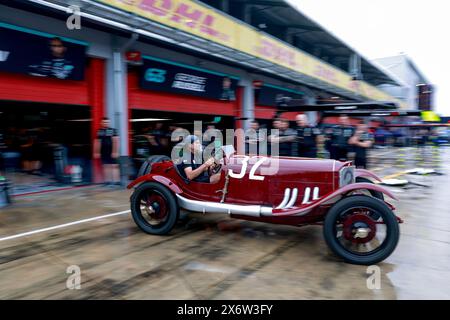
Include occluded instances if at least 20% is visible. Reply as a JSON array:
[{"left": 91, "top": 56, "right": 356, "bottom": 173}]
[{"left": 0, "top": 210, "right": 131, "bottom": 242}]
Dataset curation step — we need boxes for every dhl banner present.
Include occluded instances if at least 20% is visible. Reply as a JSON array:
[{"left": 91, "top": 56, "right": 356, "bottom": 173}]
[{"left": 96, "top": 0, "right": 405, "bottom": 107}]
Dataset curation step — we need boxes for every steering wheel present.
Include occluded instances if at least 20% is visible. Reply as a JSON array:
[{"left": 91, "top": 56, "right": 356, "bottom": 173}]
[
  {"left": 208, "top": 154, "right": 223, "bottom": 175},
  {"left": 208, "top": 162, "right": 222, "bottom": 175},
  {"left": 208, "top": 147, "right": 225, "bottom": 175}
]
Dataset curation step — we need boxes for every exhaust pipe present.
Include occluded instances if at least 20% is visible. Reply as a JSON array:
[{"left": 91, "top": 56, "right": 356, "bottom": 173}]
[
  {"left": 176, "top": 194, "right": 273, "bottom": 217},
  {"left": 275, "top": 188, "right": 299, "bottom": 209}
]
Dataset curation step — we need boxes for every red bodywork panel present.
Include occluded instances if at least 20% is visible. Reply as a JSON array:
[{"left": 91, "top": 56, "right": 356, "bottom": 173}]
[
  {"left": 355, "top": 169, "right": 382, "bottom": 182},
  {"left": 128, "top": 174, "right": 183, "bottom": 194},
  {"left": 271, "top": 182, "right": 398, "bottom": 217},
  {"left": 128, "top": 155, "right": 399, "bottom": 226},
  {"left": 128, "top": 156, "right": 340, "bottom": 205}
]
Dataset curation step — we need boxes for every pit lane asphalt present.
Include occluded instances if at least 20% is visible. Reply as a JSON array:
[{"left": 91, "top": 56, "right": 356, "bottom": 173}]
[{"left": 0, "top": 147, "right": 449, "bottom": 299}]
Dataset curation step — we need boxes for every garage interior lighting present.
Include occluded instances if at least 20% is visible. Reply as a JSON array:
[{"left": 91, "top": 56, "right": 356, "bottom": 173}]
[
  {"left": 67, "top": 119, "right": 92, "bottom": 122},
  {"left": 130, "top": 118, "right": 172, "bottom": 122}
]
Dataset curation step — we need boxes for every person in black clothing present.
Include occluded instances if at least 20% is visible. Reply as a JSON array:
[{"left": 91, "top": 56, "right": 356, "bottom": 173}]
[
  {"left": 329, "top": 115, "right": 355, "bottom": 161},
  {"left": 0, "top": 129, "right": 5, "bottom": 173},
  {"left": 29, "top": 37, "right": 76, "bottom": 80},
  {"left": 321, "top": 125, "right": 334, "bottom": 158},
  {"left": 94, "top": 117, "right": 120, "bottom": 185},
  {"left": 295, "top": 114, "right": 320, "bottom": 158},
  {"left": 179, "top": 135, "right": 220, "bottom": 184},
  {"left": 268, "top": 118, "right": 297, "bottom": 157},
  {"left": 220, "top": 77, "right": 236, "bottom": 101},
  {"left": 349, "top": 123, "right": 373, "bottom": 169},
  {"left": 20, "top": 129, "right": 43, "bottom": 175},
  {"left": 147, "top": 122, "right": 168, "bottom": 156},
  {"left": 245, "top": 120, "right": 266, "bottom": 155}
]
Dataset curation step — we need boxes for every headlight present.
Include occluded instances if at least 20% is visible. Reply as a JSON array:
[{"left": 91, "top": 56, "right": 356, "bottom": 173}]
[{"left": 339, "top": 166, "right": 355, "bottom": 188}]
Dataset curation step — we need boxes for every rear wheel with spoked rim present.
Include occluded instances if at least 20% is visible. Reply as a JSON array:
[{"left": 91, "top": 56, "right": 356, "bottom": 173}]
[{"left": 130, "top": 182, "right": 179, "bottom": 235}]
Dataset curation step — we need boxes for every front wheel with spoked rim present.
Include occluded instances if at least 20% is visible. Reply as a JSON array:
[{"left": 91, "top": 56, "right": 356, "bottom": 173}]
[
  {"left": 323, "top": 195, "right": 400, "bottom": 265},
  {"left": 130, "top": 182, "right": 179, "bottom": 235}
]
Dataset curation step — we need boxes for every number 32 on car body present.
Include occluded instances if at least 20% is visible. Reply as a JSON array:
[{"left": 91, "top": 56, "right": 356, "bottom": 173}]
[{"left": 228, "top": 156, "right": 267, "bottom": 181}]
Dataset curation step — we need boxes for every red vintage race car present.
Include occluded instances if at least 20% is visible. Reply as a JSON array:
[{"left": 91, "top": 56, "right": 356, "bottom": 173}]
[{"left": 127, "top": 146, "right": 401, "bottom": 265}]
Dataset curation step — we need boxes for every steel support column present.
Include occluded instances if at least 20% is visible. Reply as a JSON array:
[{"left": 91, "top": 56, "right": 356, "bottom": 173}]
[
  {"left": 241, "top": 77, "right": 255, "bottom": 131},
  {"left": 112, "top": 51, "right": 129, "bottom": 157},
  {"left": 106, "top": 34, "right": 138, "bottom": 185}
]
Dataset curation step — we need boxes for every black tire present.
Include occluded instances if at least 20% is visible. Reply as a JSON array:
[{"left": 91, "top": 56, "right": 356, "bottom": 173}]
[
  {"left": 323, "top": 195, "right": 400, "bottom": 265},
  {"left": 130, "top": 182, "right": 179, "bottom": 235},
  {"left": 137, "top": 155, "right": 171, "bottom": 177},
  {"left": 355, "top": 177, "right": 384, "bottom": 200}
]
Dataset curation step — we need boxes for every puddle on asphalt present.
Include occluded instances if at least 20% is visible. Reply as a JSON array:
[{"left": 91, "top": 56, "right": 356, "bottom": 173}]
[{"left": 183, "top": 261, "right": 235, "bottom": 274}]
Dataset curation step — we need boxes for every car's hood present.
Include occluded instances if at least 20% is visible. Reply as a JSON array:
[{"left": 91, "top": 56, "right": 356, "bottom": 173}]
[{"left": 229, "top": 155, "right": 348, "bottom": 176}]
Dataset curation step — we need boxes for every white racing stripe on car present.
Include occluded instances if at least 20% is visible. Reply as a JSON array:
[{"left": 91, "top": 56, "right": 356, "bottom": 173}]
[{"left": 0, "top": 210, "right": 131, "bottom": 242}]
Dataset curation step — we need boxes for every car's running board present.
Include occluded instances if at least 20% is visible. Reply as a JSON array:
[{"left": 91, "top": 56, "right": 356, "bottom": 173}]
[{"left": 176, "top": 194, "right": 273, "bottom": 217}]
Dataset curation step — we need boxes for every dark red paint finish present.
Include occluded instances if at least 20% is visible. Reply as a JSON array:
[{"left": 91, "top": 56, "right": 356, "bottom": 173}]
[{"left": 128, "top": 154, "right": 399, "bottom": 226}]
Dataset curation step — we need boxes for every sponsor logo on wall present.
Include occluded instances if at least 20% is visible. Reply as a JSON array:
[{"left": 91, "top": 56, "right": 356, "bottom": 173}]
[
  {"left": 140, "top": 58, "right": 237, "bottom": 101},
  {"left": 0, "top": 23, "right": 87, "bottom": 80}
]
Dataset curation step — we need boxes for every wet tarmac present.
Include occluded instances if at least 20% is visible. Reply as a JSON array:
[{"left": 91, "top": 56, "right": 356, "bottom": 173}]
[{"left": 0, "top": 147, "right": 449, "bottom": 299}]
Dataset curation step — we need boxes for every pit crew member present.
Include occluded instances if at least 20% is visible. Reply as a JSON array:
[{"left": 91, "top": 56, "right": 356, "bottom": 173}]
[
  {"left": 94, "top": 117, "right": 120, "bottom": 185},
  {"left": 329, "top": 114, "right": 355, "bottom": 161},
  {"left": 349, "top": 122, "right": 373, "bottom": 169},
  {"left": 269, "top": 118, "right": 297, "bottom": 157},
  {"left": 295, "top": 114, "right": 321, "bottom": 158}
]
